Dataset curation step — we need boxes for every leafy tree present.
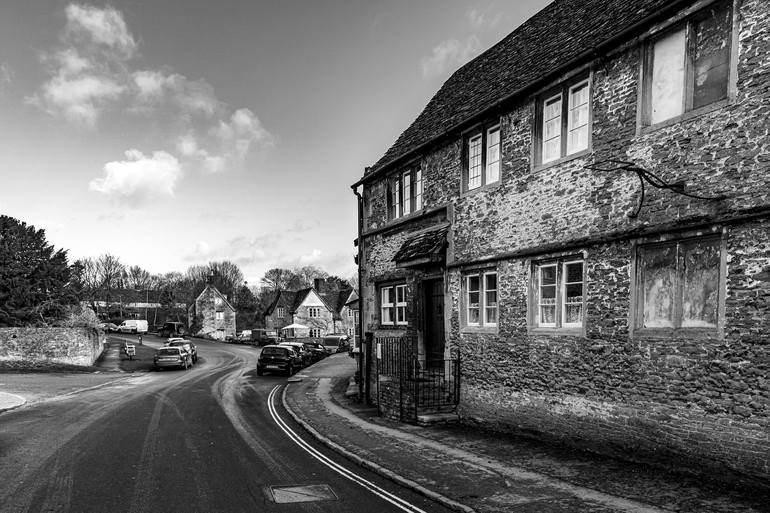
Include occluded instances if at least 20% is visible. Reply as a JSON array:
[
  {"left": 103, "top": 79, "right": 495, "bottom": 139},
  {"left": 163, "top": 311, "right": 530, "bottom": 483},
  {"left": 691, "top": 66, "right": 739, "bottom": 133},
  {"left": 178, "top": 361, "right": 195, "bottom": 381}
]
[{"left": 0, "top": 215, "right": 77, "bottom": 326}]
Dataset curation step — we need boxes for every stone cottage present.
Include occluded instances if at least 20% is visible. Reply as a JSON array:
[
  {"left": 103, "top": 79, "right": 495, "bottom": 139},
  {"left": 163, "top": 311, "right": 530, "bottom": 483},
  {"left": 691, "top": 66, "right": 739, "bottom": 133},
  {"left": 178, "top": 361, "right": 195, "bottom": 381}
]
[
  {"left": 353, "top": 0, "right": 770, "bottom": 484},
  {"left": 189, "top": 284, "right": 236, "bottom": 341}
]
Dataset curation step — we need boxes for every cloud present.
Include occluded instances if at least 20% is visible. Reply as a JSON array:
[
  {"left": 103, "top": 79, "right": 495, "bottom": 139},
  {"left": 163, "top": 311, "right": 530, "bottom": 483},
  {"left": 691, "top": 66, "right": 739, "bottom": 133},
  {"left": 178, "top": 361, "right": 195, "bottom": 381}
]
[
  {"left": 421, "top": 36, "right": 482, "bottom": 79},
  {"left": 468, "top": 8, "right": 502, "bottom": 31},
  {"left": 88, "top": 149, "right": 181, "bottom": 206},
  {"left": 0, "top": 63, "right": 13, "bottom": 93},
  {"left": 30, "top": 3, "right": 274, "bottom": 186},
  {"left": 65, "top": 3, "right": 137, "bottom": 57},
  {"left": 299, "top": 249, "right": 323, "bottom": 265}
]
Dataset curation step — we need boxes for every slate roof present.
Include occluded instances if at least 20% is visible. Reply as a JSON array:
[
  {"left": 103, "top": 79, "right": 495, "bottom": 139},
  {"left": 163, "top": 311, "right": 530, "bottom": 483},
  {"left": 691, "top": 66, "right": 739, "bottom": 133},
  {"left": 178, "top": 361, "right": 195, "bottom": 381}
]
[
  {"left": 393, "top": 227, "right": 448, "bottom": 265},
  {"left": 361, "top": 0, "right": 677, "bottom": 182},
  {"left": 263, "top": 290, "right": 299, "bottom": 317}
]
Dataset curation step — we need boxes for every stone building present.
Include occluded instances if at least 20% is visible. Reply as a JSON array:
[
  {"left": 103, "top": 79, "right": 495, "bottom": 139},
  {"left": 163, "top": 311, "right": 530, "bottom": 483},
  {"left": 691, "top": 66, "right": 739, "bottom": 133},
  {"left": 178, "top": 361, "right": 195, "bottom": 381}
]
[
  {"left": 353, "top": 0, "right": 770, "bottom": 484},
  {"left": 263, "top": 280, "right": 355, "bottom": 338},
  {"left": 189, "top": 284, "right": 236, "bottom": 341}
]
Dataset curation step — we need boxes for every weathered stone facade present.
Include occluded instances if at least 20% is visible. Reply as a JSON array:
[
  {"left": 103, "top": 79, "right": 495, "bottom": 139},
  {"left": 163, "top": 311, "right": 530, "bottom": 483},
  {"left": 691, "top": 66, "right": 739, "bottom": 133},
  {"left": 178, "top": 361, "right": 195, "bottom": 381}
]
[
  {"left": 0, "top": 327, "right": 103, "bottom": 367},
  {"left": 356, "top": 0, "right": 770, "bottom": 483},
  {"left": 191, "top": 285, "right": 236, "bottom": 340}
]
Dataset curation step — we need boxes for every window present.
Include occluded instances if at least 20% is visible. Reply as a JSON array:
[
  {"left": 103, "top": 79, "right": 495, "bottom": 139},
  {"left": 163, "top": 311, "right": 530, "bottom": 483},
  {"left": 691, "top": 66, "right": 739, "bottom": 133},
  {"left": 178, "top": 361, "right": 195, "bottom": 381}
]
[
  {"left": 464, "top": 271, "right": 498, "bottom": 327},
  {"left": 634, "top": 236, "right": 721, "bottom": 332},
  {"left": 464, "top": 124, "right": 500, "bottom": 191},
  {"left": 308, "top": 307, "right": 321, "bottom": 318},
  {"left": 380, "top": 284, "right": 407, "bottom": 326},
  {"left": 535, "top": 78, "right": 590, "bottom": 165},
  {"left": 215, "top": 311, "right": 224, "bottom": 321},
  {"left": 389, "top": 168, "right": 423, "bottom": 220},
  {"left": 347, "top": 308, "right": 354, "bottom": 318},
  {"left": 309, "top": 328, "right": 322, "bottom": 338},
  {"left": 642, "top": 2, "right": 732, "bottom": 126},
  {"left": 532, "top": 258, "right": 584, "bottom": 329},
  {"left": 214, "top": 296, "right": 223, "bottom": 307},
  {"left": 277, "top": 307, "right": 285, "bottom": 319}
]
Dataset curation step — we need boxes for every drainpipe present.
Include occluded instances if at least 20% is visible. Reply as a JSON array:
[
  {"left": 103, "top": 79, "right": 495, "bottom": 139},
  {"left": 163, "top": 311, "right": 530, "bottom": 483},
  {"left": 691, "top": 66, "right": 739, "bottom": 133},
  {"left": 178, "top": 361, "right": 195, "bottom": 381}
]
[{"left": 352, "top": 181, "right": 369, "bottom": 403}]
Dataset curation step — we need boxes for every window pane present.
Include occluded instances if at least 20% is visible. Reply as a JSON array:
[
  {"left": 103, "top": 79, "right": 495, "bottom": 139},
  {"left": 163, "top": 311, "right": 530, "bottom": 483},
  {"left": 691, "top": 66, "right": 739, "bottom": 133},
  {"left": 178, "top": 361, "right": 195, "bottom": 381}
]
[
  {"left": 681, "top": 238, "right": 720, "bottom": 327},
  {"left": 693, "top": 4, "right": 731, "bottom": 109},
  {"left": 414, "top": 170, "right": 423, "bottom": 210},
  {"left": 486, "top": 127, "right": 500, "bottom": 184},
  {"left": 396, "top": 306, "right": 407, "bottom": 324},
  {"left": 468, "top": 275, "right": 480, "bottom": 324},
  {"left": 565, "top": 262, "right": 583, "bottom": 283},
  {"left": 393, "top": 180, "right": 401, "bottom": 218},
  {"left": 651, "top": 28, "right": 686, "bottom": 124},
  {"left": 402, "top": 173, "right": 411, "bottom": 215},
  {"left": 567, "top": 82, "right": 589, "bottom": 153},
  {"left": 396, "top": 285, "right": 406, "bottom": 304},
  {"left": 540, "top": 265, "right": 556, "bottom": 286},
  {"left": 542, "top": 95, "right": 562, "bottom": 162},
  {"left": 641, "top": 245, "right": 676, "bottom": 328},
  {"left": 468, "top": 135, "right": 482, "bottom": 189}
]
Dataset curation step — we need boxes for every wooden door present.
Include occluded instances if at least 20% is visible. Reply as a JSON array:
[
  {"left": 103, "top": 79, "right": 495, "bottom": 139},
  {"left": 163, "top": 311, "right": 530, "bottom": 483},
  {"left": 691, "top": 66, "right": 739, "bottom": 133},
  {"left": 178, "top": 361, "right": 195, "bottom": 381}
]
[{"left": 424, "top": 279, "right": 445, "bottom": 366}]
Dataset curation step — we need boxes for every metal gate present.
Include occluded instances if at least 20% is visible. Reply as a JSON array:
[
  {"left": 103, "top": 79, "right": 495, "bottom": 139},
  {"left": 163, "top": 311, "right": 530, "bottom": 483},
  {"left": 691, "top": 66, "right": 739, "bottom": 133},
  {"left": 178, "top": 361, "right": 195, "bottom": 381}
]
[{"left": 374, "top": 336, "right": 460, "bottom": 422}]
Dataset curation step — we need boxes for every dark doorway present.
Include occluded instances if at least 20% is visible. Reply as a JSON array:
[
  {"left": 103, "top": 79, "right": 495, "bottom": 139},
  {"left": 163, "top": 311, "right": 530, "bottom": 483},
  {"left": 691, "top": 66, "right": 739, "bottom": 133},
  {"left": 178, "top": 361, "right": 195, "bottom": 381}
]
[{"left": 423, "top": 279, "right": 445, "bottom": 367}]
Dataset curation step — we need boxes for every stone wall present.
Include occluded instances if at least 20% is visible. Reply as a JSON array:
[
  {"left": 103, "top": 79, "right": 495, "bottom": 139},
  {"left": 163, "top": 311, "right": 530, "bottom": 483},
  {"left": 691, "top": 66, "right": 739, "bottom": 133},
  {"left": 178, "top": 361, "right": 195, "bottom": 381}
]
[{"left": 0, "top": 327, "right": 103, "bottom": 367}]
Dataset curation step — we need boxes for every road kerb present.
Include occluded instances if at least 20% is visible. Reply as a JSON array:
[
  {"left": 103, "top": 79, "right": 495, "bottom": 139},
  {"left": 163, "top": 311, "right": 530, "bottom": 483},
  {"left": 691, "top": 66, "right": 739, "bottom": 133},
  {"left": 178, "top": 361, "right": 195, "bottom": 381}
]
[{"left": 281, "top": 383, "right": 477, "bottom": 513}]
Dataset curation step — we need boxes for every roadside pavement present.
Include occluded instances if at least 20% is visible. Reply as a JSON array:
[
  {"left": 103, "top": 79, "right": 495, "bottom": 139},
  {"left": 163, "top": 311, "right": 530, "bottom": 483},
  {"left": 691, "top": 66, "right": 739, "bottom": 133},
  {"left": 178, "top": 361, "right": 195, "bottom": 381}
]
[{"left": 283, "top": 355, "right": 770, "bottom": 513}]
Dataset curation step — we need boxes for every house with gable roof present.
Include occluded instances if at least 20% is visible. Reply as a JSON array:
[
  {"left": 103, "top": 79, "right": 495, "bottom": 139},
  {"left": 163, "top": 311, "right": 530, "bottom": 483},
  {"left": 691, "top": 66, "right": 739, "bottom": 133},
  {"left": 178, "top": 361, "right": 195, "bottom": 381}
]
[
  {"left": 263, "top": 279, "right": 355, "bottom": 338},
  {"left": 188, "top": 284, "right": 236, "bottom": 341},
  {"left": 353, "top": 0, "right": 770, "bottom": 482}
]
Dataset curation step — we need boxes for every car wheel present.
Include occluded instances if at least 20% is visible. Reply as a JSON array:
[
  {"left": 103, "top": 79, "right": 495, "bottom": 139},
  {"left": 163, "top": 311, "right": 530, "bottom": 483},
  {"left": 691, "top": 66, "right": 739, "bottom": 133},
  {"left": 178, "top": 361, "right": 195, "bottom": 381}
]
[{"left": 287, "top": 364, "right": 294, "bottom": 376}]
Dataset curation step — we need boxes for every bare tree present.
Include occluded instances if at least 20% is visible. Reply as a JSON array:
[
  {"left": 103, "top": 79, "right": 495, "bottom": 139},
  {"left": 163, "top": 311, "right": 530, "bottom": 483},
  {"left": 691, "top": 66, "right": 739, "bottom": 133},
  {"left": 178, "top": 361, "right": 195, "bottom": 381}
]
[
  {"left": 96, "top": 253, "right": 124, "bottom": 304},
  {"left": 209, "top": 260, "right": 244, "bottom": 298},
  {"left": 261, "top": 268, "right": 291, "bottom": 291},
  {"left": 74, "top": 257, "right": 101, "bottom": 306},
  {"left": 125, "top": 265, "right": 151, "bottom": 290}
]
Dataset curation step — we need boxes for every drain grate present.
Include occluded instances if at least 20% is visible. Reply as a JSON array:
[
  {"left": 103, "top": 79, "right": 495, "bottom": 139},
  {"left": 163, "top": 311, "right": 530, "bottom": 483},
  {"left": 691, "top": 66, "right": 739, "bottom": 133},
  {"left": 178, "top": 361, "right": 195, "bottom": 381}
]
[{"left": 268, "top": 484, "right": 338, "bottom": 503}]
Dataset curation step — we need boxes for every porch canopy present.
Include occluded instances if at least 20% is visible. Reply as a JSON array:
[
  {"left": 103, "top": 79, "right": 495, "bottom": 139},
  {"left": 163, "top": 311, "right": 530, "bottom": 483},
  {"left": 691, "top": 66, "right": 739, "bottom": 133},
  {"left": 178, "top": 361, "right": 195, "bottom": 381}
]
[{"left": 393, "top": 226, "right": 448, "bottom": 268}]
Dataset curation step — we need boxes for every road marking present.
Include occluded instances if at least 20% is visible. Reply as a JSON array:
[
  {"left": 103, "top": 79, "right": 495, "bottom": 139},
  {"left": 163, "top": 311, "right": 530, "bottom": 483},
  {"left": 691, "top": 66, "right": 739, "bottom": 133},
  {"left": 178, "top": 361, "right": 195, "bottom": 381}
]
[
  {"left": 267, "top": 385, "right": 429, "bottom": 513},
  {"left": 269, "top": 484, "right": 338, "bottom": 503}
]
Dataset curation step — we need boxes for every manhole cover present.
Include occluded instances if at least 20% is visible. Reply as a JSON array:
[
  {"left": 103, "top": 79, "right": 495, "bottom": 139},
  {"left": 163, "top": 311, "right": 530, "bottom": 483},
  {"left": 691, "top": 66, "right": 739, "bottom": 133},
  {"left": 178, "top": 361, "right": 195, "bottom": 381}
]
[{"left": 268, "top": 484, "right": 338, "bottom": 503}]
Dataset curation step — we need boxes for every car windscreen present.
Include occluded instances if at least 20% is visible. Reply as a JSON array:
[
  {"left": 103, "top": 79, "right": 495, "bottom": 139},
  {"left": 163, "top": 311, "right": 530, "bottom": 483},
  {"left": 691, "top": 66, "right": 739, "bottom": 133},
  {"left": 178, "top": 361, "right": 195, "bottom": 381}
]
[
  {"left": 262, "top": 347, "right": 288, "bottom": 356},
  {"left": 157, "top": 348, "right": 179, "bottom": 355},
  {"left": 322, "top": 338, "right": 339, "bottom": 344}
]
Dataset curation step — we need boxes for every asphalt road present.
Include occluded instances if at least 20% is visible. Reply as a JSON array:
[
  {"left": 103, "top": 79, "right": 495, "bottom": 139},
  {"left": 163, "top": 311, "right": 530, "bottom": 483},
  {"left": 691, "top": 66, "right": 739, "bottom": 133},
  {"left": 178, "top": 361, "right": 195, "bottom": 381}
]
[{"left": 0, "top": 336, "right": 452, "bottom": 513}]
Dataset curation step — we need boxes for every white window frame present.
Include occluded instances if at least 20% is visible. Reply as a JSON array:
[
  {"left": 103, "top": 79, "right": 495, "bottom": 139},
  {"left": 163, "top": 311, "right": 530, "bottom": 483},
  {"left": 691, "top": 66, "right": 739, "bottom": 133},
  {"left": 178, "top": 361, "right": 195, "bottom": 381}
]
[
  {"left": 214, "top": 296, "right": 223, "bottom": 306},
  {"left": 536, "top": 77, "right": 591, "bottom": 166},
  {"left": 308, "top": 307, "right": 321, "bottom": 318},
  {"left": 390, "top": 168, "right": 423, "bottom": 220},
  {"left": 380, "top": 286, "right": 394, "bottom": 326},
  {"left": 531, "top": 257, "right": 585, "bottom": 331},
  {"left": 309, "top": 328, "right": 321, "bottom": 338},
  {"left": 215, "top": 311, "right": 224, "bottom": 321},
  {"left": 464, "top": 123, "right": 501, "bottom": 192},
  {"left": 277, "top": 307, "right": 285, "bottom": 319},
  {"left": 464, "top": 271, "right": 498, "bottom": 328},
  {"left": 395, "top": 284, "right": 407, "bottom": 325}
]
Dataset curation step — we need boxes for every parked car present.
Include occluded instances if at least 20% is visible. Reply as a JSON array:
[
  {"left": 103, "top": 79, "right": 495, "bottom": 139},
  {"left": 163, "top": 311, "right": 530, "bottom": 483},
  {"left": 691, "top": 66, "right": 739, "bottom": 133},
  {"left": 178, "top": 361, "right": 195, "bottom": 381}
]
[
  {"left": 158, "top": 321, "right": 186, "bottom": 338},
  {"left": 279, "top": 342, "right": 312, "bottom": 367},
  {"left": 303, "top": 342, "right": 327, "bottom": 362},
  {"left": 153, "top": 346, "right": 191, "bottom": 370},
  {"left": 257, "top": 345, "right": 301, "bottom": 376},
  {"left": 322, "top": 334, "right": 350, "bottom": 354},
  {"left": 250, "top": 329, "right": 280, "bottom": 346},
  {"left": 165, "top": 337, "right": 197, "bottom": 364},
  {"left": 99, "top": 322, "right": 119, "bottom": 332},
  {"left": 117, "top": 319, "right": 149, "bottom": 334}
]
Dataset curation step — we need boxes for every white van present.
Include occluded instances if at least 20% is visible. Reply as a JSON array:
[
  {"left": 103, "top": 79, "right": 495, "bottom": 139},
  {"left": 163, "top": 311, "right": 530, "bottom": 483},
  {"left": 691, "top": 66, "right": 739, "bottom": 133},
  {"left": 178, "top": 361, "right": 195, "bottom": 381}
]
[{"left": 118, "top": 320, "right": 148, "bottom": 333}]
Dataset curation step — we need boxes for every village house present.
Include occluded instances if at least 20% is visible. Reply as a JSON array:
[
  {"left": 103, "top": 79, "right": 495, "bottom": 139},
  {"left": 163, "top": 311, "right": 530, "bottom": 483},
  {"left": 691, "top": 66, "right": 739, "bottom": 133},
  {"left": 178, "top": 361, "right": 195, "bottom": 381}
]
[
  {"left": 188, "top": 284, "right": 236, "bottom": 341},
  {"left": 263, "top": 279, "right": 356, "bottom": 338},
  {"left": 353, "top": 0, "right": 770, "bottom": 484}
]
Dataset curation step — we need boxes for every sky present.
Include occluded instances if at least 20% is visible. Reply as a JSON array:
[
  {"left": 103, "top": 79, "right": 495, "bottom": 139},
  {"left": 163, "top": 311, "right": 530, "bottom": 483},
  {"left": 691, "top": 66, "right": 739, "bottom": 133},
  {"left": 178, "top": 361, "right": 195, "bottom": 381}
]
[{"left": 0, "top": 0, "right": 552, "bottom": 285}]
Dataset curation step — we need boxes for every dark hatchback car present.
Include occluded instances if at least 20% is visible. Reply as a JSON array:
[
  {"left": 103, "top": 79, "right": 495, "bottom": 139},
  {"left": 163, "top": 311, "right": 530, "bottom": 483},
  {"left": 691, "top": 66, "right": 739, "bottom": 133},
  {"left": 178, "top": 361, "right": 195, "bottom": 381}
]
[
  {"left": 257, "top": 345, "right": 301, "bottom": 376},
  {"left": 303, "top": 342, "right": 327, "bottom": 362}
]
